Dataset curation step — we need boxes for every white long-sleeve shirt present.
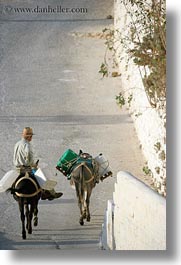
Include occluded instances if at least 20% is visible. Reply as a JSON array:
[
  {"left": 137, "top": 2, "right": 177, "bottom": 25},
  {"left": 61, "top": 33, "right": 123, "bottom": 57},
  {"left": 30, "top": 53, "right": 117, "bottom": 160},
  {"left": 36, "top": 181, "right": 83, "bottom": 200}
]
[{"left": 13, "top": 138, "right": 35, "bottom": 167}]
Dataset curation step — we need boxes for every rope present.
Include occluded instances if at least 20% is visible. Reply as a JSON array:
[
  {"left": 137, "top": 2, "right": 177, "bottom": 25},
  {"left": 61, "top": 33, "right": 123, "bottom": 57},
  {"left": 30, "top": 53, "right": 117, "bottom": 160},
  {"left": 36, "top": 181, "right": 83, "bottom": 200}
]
[{"left": 61, "top": 157, "right": 79, "bottom": 168}]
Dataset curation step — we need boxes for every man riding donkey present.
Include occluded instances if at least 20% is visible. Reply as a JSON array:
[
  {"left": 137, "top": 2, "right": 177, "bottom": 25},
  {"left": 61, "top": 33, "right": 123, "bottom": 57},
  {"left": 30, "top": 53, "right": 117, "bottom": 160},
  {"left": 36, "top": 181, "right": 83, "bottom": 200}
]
[{"left": 0, "top": 127, "right": 63, "bottom": 200}]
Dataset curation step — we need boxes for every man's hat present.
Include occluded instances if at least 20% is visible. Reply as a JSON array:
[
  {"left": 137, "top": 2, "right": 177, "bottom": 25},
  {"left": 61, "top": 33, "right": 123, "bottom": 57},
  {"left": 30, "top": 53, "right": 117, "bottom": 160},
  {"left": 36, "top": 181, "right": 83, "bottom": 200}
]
[{"left": 22, "top": 127, "right": 34, "bottom": 136}]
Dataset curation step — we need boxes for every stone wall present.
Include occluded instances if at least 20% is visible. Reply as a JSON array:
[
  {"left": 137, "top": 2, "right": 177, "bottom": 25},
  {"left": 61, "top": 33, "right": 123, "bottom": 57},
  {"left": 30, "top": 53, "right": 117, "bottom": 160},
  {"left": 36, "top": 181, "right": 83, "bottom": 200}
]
[{"left": 114, "top": 0, "right": 166, "bottom": 196}]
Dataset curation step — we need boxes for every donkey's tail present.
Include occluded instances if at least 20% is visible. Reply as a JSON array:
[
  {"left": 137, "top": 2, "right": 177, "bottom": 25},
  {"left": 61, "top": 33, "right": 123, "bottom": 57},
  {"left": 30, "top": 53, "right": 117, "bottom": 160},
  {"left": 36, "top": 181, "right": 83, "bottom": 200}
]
[
  {"left": 6, "top": 187, "right": 21, "bottom": 194},
  {"left": 79, "top": 165, "right": 84, "bottom": 198},
  {"left": 81, "top": 165, "right": 88, "bottom": 203}
]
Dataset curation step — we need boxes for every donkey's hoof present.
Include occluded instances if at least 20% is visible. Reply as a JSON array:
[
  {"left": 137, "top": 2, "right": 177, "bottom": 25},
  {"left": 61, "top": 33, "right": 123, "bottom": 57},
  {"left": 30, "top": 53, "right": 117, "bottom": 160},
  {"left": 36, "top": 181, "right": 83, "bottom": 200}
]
[
  {"left": 28, "top": 228, "right": 32, "bottom": 234},
  {"left": 79, "top": 220, "right": 84, "bottom": 226},
  {"left": 22, "top": 233, "right": 26, "bottom": 240},
  {"left": 86, "top": 216, "right": 91, "bottom": 222},
  {"left": 34, "top": 217, "right": 38, "bottom": 226}
]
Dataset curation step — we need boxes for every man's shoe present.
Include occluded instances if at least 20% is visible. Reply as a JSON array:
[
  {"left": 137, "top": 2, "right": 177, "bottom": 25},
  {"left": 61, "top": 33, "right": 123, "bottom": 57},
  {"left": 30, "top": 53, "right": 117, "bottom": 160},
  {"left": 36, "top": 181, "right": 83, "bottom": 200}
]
[
  {"left": 41, "top": 190, "right": 51, "bottom": 200},
  {"left": 48, "top": 192, "right": 63, "bottom": 201},
  {"left": 41, "top": 190, "right": 63, "bottom": 200}
]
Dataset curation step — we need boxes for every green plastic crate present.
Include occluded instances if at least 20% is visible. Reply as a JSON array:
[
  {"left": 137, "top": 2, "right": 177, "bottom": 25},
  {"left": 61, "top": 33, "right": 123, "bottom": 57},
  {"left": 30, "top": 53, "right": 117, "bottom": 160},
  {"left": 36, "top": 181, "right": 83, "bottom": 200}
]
[{"left": 57, "top": 149, "right": 79, "bottom": 174}]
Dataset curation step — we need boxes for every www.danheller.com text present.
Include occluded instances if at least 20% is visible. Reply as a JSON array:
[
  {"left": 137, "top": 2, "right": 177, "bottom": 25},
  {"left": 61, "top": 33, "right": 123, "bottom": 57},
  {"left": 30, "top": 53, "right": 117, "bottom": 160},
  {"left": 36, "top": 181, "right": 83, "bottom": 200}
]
[{"left": 2, "top": 5, "right": 88, "bottom": 15}]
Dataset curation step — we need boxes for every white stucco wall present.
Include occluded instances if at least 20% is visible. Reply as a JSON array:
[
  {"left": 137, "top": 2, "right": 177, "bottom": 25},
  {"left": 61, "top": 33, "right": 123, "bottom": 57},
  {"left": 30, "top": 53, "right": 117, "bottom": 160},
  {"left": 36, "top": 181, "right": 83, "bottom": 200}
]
[
  {"left": 113, "top": 171, "right": 166, "bottom": 250},
  {"left": 100, "top": 171, "right": 166, "bottom": 250},
  {"left": 114, "top": 0, "right": 166, "bottom": 195}
]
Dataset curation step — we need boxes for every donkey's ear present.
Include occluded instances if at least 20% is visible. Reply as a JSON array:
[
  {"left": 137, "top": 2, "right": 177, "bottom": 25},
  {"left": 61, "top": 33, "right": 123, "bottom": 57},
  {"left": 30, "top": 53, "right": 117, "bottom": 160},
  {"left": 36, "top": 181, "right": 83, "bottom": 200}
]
[{"left": 79, "top": 149, "right": 83, "bottom": 155}]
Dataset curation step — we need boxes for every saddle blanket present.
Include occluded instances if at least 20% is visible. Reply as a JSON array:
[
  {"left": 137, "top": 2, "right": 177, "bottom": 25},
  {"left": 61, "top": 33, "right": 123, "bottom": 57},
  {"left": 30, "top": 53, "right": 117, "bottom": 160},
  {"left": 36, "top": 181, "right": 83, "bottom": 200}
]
[
  {"left": 0, "top": 170, "right": 18, "bottom": 192},
  {"left": 0, "top": 168, "right": 57, "bottom": 192}
]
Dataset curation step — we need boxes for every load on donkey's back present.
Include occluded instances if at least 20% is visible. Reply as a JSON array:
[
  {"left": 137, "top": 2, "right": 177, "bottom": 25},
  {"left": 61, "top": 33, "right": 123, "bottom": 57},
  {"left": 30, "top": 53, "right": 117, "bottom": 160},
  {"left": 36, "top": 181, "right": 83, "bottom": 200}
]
[{"left": 56, "top": 148, "right": 113, "bottom": 185}]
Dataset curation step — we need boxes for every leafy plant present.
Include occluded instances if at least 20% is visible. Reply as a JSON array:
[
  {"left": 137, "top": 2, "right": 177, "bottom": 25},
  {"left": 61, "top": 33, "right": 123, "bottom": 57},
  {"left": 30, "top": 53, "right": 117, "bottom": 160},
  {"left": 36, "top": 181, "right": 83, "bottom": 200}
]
[
  {"left": 115, "top": 93, "right": 125, "bottom": 108},
  {"left": 128, "top": 94, "right": 133, "bottom": 107},
  {"left": 100, "top": 0, "right": 166, "bottom": 110},
  {"left": 159, "top": 150, "right": 166, "bottom": 161},
  {"left": 123, "top": 0, "right": 166, "bottom": 108},
  {"left": 143, "top": 166, "right": 152, "bottom": 175},
  {"left": 154, "top": 142, "right": 161, "bottom": 152},
  {"left": 116, "top": 93, "right": 133, "bottom": 109},
  {"left": 99, "top": 63, "right": 108, "bottom": 77}
]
